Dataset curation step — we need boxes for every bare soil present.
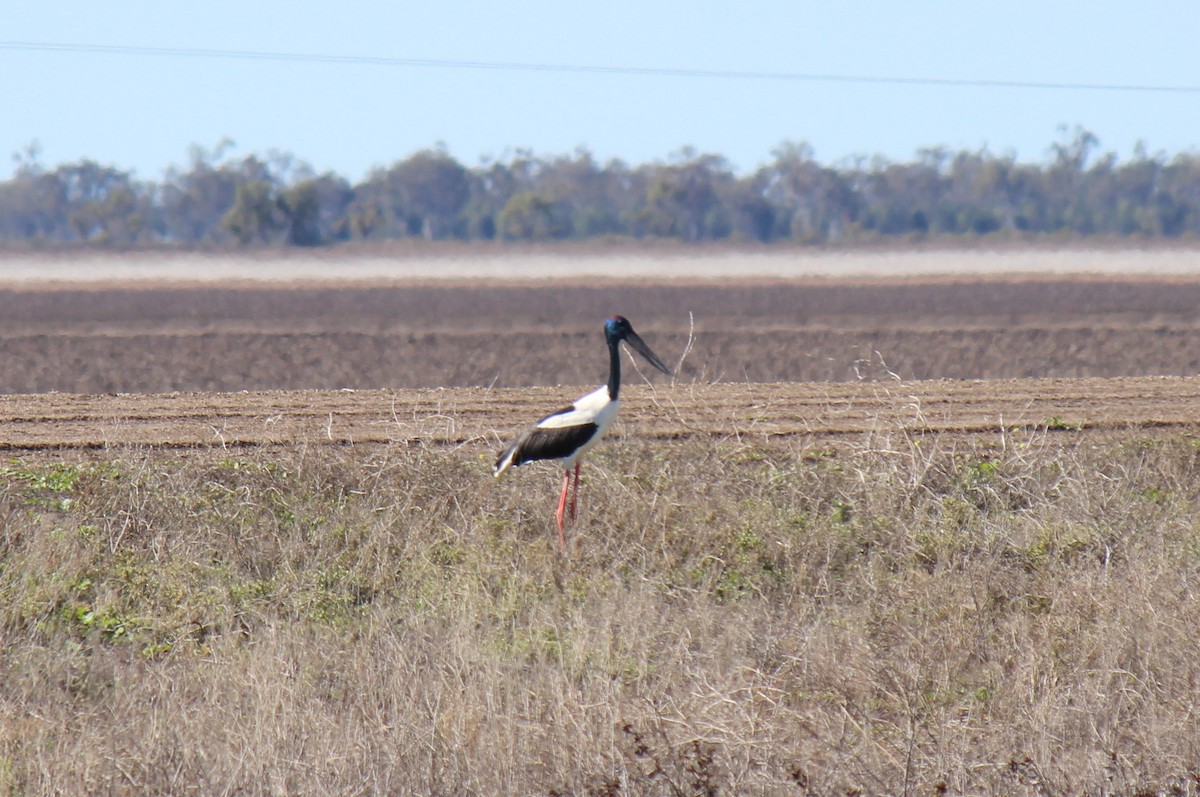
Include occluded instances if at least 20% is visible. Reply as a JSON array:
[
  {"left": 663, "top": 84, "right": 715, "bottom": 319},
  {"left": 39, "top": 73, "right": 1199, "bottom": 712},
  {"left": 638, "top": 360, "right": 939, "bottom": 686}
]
[
  {"left": 5, "top": 271, "right": 1200, "bottom": 393},
  {"left": 2, "top": 376, "right": 1198, "bottom": 454},
  {"left": 4, "top": 247, "right": 1200, "bottom": 448}
]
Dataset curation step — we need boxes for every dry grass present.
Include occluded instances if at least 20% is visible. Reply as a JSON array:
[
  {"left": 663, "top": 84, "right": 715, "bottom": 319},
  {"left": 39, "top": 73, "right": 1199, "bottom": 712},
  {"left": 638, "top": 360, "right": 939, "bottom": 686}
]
[{"left": 3, "top": 400, "right": 1200, "bottom": 794}]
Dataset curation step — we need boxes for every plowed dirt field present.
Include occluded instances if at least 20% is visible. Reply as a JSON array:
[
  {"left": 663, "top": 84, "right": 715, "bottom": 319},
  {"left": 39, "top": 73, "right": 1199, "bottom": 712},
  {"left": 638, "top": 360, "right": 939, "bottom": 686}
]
[
  {"left": 5, "top": 247, "right": 1200, "bottom": 452},
  {"left": 7, "top": 275, "right": 1200, "bottom": 393},
  {"left": 3, "top": 376, "right": 1198, "bottom": 453}
]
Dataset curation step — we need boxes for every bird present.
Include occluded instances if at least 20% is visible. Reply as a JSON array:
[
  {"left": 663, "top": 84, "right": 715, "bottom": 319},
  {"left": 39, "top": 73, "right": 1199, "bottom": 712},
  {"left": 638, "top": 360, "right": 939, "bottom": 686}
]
[{"left": 494, "top": 315, "right": 671, "bottom": 548}]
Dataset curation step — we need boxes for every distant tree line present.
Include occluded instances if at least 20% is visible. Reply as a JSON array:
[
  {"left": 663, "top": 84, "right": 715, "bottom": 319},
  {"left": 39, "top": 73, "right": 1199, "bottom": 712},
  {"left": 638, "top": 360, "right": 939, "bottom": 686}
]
[{"left": 1, "top": 128, "right": 1198, "bottom": 249}]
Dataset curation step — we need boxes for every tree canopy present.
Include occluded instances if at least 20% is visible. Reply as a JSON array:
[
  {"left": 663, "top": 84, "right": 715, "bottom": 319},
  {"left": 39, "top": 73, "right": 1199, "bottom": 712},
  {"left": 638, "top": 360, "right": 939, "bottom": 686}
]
[{"left": 2, "top": 130, "right": 1198, "bottom": 249}]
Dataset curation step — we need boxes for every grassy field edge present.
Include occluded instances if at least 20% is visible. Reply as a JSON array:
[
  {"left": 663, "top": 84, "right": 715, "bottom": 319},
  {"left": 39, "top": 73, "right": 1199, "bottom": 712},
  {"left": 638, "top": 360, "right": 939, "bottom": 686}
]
[{"left": 2, "top": 400, "right": 1200, "bottom": 793}]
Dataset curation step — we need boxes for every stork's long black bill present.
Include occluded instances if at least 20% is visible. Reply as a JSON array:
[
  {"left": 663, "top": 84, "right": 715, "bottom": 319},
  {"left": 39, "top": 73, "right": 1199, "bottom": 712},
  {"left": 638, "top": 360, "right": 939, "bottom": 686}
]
[{"left": 624, "top": 331, "right": 671, "bottom": 376}]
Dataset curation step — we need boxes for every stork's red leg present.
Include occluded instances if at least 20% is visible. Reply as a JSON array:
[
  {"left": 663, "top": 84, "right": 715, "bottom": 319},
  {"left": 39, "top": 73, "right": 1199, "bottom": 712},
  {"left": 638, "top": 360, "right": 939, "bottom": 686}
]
[
  {"left": 554, "top": 469, "right": 570, "bottom": 548},
  {"left": 568, "top": 461, "right": 581, "bottom": 522}
]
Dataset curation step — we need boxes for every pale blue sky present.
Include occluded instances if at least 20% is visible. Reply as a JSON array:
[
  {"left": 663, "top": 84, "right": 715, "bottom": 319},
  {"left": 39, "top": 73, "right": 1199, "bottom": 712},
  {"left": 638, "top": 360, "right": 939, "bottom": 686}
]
[{"left": 4, "top": 1, "right": 1199, "bottom": 182}]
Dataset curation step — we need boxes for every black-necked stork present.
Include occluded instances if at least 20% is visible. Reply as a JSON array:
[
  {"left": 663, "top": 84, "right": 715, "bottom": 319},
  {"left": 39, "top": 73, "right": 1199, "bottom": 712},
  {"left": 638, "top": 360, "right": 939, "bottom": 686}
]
[{"left": 494, "top": 315, "right": 671, "bottom": 547}]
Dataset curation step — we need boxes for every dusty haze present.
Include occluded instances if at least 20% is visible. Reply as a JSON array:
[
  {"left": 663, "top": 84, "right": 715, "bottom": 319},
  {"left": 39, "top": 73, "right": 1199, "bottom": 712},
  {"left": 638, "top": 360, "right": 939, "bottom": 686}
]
[{"left": 3, "top": 245, "right": 1200, "bottom": 284}]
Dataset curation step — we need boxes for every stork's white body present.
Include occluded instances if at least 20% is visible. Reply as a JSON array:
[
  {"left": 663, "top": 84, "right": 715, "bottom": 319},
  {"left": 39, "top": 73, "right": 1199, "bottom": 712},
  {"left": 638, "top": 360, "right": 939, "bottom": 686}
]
[{"left": 494, "top": 385, "right": 618, "bottom": 477}]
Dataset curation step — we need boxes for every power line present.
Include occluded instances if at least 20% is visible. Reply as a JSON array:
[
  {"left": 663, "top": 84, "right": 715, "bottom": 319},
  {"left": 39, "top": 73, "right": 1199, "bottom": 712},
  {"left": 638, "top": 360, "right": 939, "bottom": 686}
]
[{"left": 4, "top": 40, "right": 1200, "bottom": 94}]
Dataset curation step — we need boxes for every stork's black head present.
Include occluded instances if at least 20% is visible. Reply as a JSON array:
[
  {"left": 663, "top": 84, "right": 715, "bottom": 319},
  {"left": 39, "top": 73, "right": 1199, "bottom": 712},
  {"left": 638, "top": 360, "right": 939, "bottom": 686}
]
[
  {"left": 604, "top": 315, "right": 670, "bottom": 375},
  {"left": 604, "top": 315, "right": 634, "bottom": 342}
]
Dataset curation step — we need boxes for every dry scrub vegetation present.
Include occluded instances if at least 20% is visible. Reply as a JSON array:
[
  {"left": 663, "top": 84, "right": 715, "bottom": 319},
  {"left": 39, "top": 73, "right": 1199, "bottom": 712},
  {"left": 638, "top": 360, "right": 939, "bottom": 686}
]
[{"left": 3, "top": 394, "right": 1200, "bottom": 796}]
